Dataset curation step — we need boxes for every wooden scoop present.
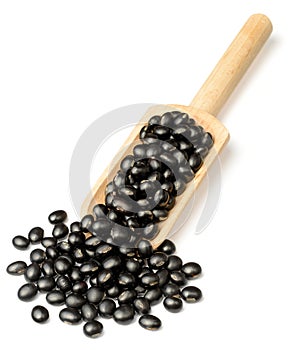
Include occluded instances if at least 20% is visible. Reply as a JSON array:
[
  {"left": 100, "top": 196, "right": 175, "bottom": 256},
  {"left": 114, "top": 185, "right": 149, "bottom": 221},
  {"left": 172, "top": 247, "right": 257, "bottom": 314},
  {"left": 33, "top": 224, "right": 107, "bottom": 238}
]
[{"left": 81, "top": 14, "right": 272, "bottom": 248}]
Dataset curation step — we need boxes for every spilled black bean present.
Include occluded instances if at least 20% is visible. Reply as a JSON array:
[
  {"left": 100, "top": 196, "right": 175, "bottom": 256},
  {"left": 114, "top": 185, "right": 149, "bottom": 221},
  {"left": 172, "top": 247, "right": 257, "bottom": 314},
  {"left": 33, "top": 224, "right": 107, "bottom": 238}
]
[
  {"left": 163, "top": 296, "right": 183, "bottom": 313},
  {"left": 12, "top": 235, "right": 30, "bottom": 250},
  {"left": 98, "top": 298, "right": 116, "bottom": 318},
  {"left": 139, "top": 314, "right": 161, "bottom": 331},
  {"left": 48, "top": 210, "right": 67, "bottom": 224},
  {"left": 59, "top": 308, "right": 82, "bottom": 325},
  {"left": 6, "top": 261, "right": 27, "bottom": 275},
  {"left": 83, "top": 320, "right": 103, "bottom": 338},
  {"left": 181, "top": 286, "right": 202, "bottom": 303},
  {"left": 28, "top": 227, "right": 44, "bottom": 244},
  {"left": 31, "top": 305, "right": 49, "bottom": 323},
  {"left": 18, "top": 283, "right": 38, "bottom": 301}
]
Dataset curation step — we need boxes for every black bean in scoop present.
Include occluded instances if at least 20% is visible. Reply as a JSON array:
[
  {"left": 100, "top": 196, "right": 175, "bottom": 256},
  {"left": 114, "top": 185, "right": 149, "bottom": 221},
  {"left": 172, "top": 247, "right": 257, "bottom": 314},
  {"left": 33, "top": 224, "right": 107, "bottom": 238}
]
[
  {"left": 113, "top": 304, "right": 135, "bottom": 325},
  {"left": 28, "top": 227, "right": 44, "bottom": 244},
  {"left": 24, "top": 263, "right": 41, "bottom": 282},
  {"left": 46, "top": 290, "right": 65, "bottom": 306},
  {"left": 31, "top": 305, "right": 49, "bottom": 323},
  {"left": 48, "top": 210, "right": 67, "bottom": 224},
  {"left": 12, "top": 235, "right": 30, "bottom": 250},
  {"left": 181, "top": 262, "right": 202, "bottom": 279},
  {"left": 163, "top": 296, "right": 183, "bottom": 313},
  {"left": 139, "top": 314, "right": 161, "bottom": 331},
  {"left": 83, "top": 320, "right": 103, "bottom": 338},
  {"left": 181, "top": 286, "right": 202, "bottom": 303},
  {"left": 98, "top": 298, "right": 116, "bottom": 318},
  {"left": 6, "top": 261, "right": 27, "bottom": 276},
  {"left": 52, "top": 223, "right": 69, "bottom": 240},
  {"left": 18, "top": 283, "right": 38, "bottom": 301},
  {"left": 59, "top": 307, "right": 82, "bottom": 325}
]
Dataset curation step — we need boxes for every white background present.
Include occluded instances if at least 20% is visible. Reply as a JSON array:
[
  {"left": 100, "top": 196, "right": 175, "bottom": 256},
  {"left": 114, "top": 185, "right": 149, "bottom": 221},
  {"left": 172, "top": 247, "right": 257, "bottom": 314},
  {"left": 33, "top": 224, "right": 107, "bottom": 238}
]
[{"left": 0, "top": 1, "right": 290, "bottom": 349}]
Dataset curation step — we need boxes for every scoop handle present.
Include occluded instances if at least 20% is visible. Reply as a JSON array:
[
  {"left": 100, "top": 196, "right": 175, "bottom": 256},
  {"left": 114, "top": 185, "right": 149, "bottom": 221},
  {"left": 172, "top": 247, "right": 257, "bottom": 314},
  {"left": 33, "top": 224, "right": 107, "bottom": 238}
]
[{"left": 190, "top": 14, "right": 272, "bottom": 116}]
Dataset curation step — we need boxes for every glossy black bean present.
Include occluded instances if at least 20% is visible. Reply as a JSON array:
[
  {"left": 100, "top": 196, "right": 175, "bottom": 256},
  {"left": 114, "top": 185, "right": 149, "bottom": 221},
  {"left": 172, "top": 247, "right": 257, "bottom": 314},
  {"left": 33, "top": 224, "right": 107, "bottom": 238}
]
[
  {"left": 97, "top": 269, "right": 115, "bottom": 289},
  {"left": 81, "top": 303, "right": 98, "bottom": 321},
  {"left": 148, "top": 115, "right": 161, "bottom": 125},
  {"left": 181, "top": 286, "right": 202, "bottom": 303},
  {"left": 93, "top": 203, "right": 108, "bottom": 220},
  {"left": 52, "top": 223, "right": 69, "bottom": 240},
  {"left": 37, "top": 276, "right": 56, "bottom": 292},
  {"left": 70, "top": 267, "right": 84, "bottom": 282},
  {"left": 118, "top": 289, "right": 137, "bottom": 305},
  {"left": 113, "top": 170, "right": 127, "bottom": 189},
  {"left": 173, "top": 178, "right": 186, "bottom": 196},
  {"left": 188, "top": 152, "right": 202, "bottom": 172},
  {"left": 133, "top": 144, "right": 148, "bottom": 158},
  {"left": 157, "top": 239, "right": 176, "bottom": 255},
  {"left": 118, "top": 272, "right": 136, "bottom": 289},
  {"left": 95, "top": 243, "right": 115, "bottom": 260},
  {"left": 173, "top": 112, "right": 189, "bottom": 126},
  {"left": 92, "top": 218, "right": 112, "bottom": 238},
  {"left": 46, "top": 246, "right": 59, "bottom": 260},
  {"left": 80, "top": 214, "right": 94, "bottom": 232},
  {"left": 195, "top": 146, "right": 209, "bottom": 159},
  {"left": 56, "top": 275, "right": 72, "bottom": 293},
  {"left": 86, "top": 287, "right": 104, "bottom": 304},
  {"left": 41, "top": 259, "right": 54, "bottom": 277},
  {"left": 46, "top": 290, "right": 66, "bottom": 305},
  {"left": 148, "top": 158, "right": 163, "bottom": 172},
  {"left": 156, "top": 269, "right": 170, "bottom": 287},
  {"left": 163, "top": 296, "right": 183, "bottom": 313},
  {"left": 135, "top": 284, "right": 146, "bottom": 295},
  {"left": 54, "top": 256, "right": 72, "bottom": 275},
  {"left": 107, "top": 209, "right": 124, "bottom": 224},
  {"left": 80, "top": 259, "right": 100, "bottom": 276},
  {"left": 162, "top": 283, "right": 181, "bottom": 297},
  {"left": 102, "top": 255, "right": 122, "bottom": 272},
  {"left": 144, "top": 287, "right": 163, "bottom": 305},
  {"left": 137, "top": 239, "right": 153, "bottom": 258},
  {"left": 24, "top": 263, "right": 41, "bottom": 282},
  {"left": 57, "top": 241, "right": 72, "bottom": 254},
  {"left": 28, "top": 227, "right": 44, "bottom": 244},
  {"left": 18, "top": 283, "right": 38, "bottom": 301},
  {"left": 72, "top": 281, "right": 88, "bottom": 294},
  {"left": 83, "top": 320, "right": 103, "bottom": 338},
  {"left": 12, "top": 235, "right": 30, "bottom": 250},
  {"left": 106, "top": 285, "right": 120, "bottom": 298},
  {"left": 48, "top": 210, "right": 67, "bottom": 224},
  {"left": 120, "top": 154, "right": 135, "bottom": 173},
  {"left": 85, "top": 236, "right": 102, "bottom": 251},
  {"left": 170, "top": 271, "right": 187, "bottom": 286},
  {"left": 118, "top": 245, "right": 137, "bottom": 258},
  {"left": 98, "top": 298, "right": 116, "bottom": 318},
  {"left": 59, "top": 307, "right": 82, "bottom": 325},
  {"left": 113, "top": 304, "right": 135, "bottom": 325},
  {"left": 167, "top": 255, "right": 183, "bottom": 271},
  {"left": 66, "top": 293, "right": 86, "bottom": 309},
  {"left": 179, "top": 165, "right": 195, "bottom": 183},
  {"left": 41, "top": 237, "right": 57, "bottom": 248},
  {"left": 6, "top": 261, "right": 27, "bottom": 275},
  {"left": 152, "top": 209, "right": 168, "bottom": 222},
  {"left": 148, "top": 252, "right": 168, "bottom": 270},
  {"left": 133, "top": 297, "right": 151, "bottom": 314},
  {"left": 110, "top": 225, "right": 131, "bottom": 245},
  {"left": 70, "top": 221, "right": 82, "bottom": 232},
  {"left": 181, "top": 262, "right": 202, "bottom": 279},
  {"left": 125, "top": 259, "right": 141, "bottom": 275},
  {"left": 31, "top": 305, "right": 49, "bottom": 323},
  {"left": 30, "top": 248, "right": 46, "bottom": 264},
  {"left": 200, "top": 132, "right": 214, "bottom": 148},
  {"left": 152, "top": 125, "right": 172, "bottom": 140},
  {"left": 141, "top": 273, "right": 159, "bottom": 289},
  {"left": 68, "top": 231, "right": 85, "bottom": 247},
  {"left": 139, "top": 314, "right": 161, "bottom": 331},
  {"left": 73, "top": 247, "right": 88, "bottom": 263}
]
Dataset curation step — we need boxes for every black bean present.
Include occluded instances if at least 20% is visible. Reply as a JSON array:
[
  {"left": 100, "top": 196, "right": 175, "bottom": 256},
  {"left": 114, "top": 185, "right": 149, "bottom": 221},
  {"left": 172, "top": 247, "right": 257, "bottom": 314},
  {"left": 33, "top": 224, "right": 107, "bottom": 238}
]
[
  {"left": 118, "top": 272, "right": 136, "bottom": 289},
  {"left": 57, "top": 241, "right": 73, "bottom": 254},
  {"left": 118, "top": 289, "right": 137, "bottom": 305},
  {"left": 68, "top": 231, "right": 85, "bottom": 247},
  {"left": 125, "top": 259, "right": 141, "bottom": 275},
  {"left": 157, "top": 239, "right": 176, "bottom": 255},
  {"left": 113, "top": 304, "right": 135, "bottom": 325},
  {"left": 86, "top": 287, "right": 104, "bottom": 304},
  {"left": 73, "top": 247, "right": 88, "bottom": 263},
  {"left": 137, "top": 239, "right": 153, "bottom": 258},
  {"left": 41, "top": 237, "right": 57, "bottom": 248},
  {"left": 31, "top": 305, "right": 49, "bottom": 323},
  {"left": 152, "top": 209, "right": 168, "bottom": 222},
  {"left": 162, "top": 283, "right": 181, "bottom": 297},
  {"left": 181, "top": 262, "right": 202, "bottom": 279},
  {"left": 91, "top": 218, "right": 112, "bottom": 238},
  {"left": 28, "top": 227, "right": 44, "bottom": 244},
  {"left": 188, "top": 152, "right": 203, "bottom": 172},
  {"left": 59, "top": 307, "right": 82, "bottom": 325},
  {"left": 97, "top": 269, "right": 115, "bottom": 289},
  {"left": 167, "top": 255, "right": 183, "bottom": 271},
  {"left": 85, "top": 236, "right": 102, "bottom": 251},
  {"left": 81, "top": 303, "right": 98, "bottom": 321},
  {"left": 70, "top": 221, "right": 82, "bottom": 232},
  {"left": 6, "top": 261, "right": 27, "bottom": 276},
  {"left": 18, "top": 283, "right": 38, "bottom": 301},
  {"left": 37, "top": 276, "right": 56, "bottom": 292},
  {"left": 156, "top": 269, "right": 170, "bottom": 287},
  {"left": 48, "top": 210, "right": 67, "bottom": 224},
  {"left": 30, "top": 248, "right": 46, "bottom": 264},
  {"left": 80, "top": 214, "right": 94, "bottom": 232},
  {"left": 133, "top": 144, "right": 148, "bottom": 158},
  {"left": 139, "top": 314, "right": 161, "bottom": 331},
  {"left": 120, "top": 155, "right": 135, "bottom": 173},
  {"left": 66, "top": 293, "right": 86, "bottom": 309},
  {"left": 93, "top": 204, "right": 108, "bottom": 219},
  {"left": 41, "top": 259, "right": 55, "bottom": 277},
  {"left": 106, "top": 285, "right": 120, "bottom": 298},
  {"left": 102, "top": 255, "right": 122, "bottom": 273},
  {"left": 24, "top": 263, "right": 41, "bottom": 282},
  {"left": 169, "top": 271, "right": 187, "bottom": 286},
  {"left": 46, "top": 246, "right": 59, "bottom": 260},
  {"left": 133, "top": 297, "right": 151, "bottom": 315},
  {"left": 52, "top": 223, "right": 69, "bottom": 240},
  {"left": 98, "top": 298, "right": 116, "bottom": 318},
  {"left": 173, "top": 112, "right": 189, "bottom": 126},
  {"left": 72, "top": 281, "right": 88, "bottom": 294},
  {"left": 163, "top": 296, "right": 183, "bottom": 313},
  {"left": 148, "top": 115, "right": 161, "bottom": 125},
  {"left": 83, "top": 320, "right": 103, "bottom": 338},
  {"left": 95, "top": 243, "right": 115, "bottom": 260},
  {"left": 181, "top": 286, "right": 202, "bottom": 303},
  {"left": 110, "top": 225, "right": 131, "bottom": 245},
  {"left": 148, "top": 252, "right": 168, "bottom": 270},
  {"left": 56, "top": 275, "right": 72, "bottom": 293},
  {"left": 173, "top": 178, "right": 186, "bottom": 196},
  {"left": 144, "top": 287, "right": 163, "bottom": 305},
  {"left": 79, "top": 259, "right": 100, "bottom": 276},
  {"left": 46, "top": 290, "right": 66, "bottom": 306},
  {"left": 70, "top": 267, "right": 84, "bottom": 282},
  {"left": 141, "top": 273, "right": 159, "bottom": 289},
  {"left": 135, "top": 284, "right": 146, "bottom": 295},
  {"left": 12, "top": 235, "right": 30, "bottom": 250},
  {"left": 54, "top": 256, "right": 72, "bottom": 275}
]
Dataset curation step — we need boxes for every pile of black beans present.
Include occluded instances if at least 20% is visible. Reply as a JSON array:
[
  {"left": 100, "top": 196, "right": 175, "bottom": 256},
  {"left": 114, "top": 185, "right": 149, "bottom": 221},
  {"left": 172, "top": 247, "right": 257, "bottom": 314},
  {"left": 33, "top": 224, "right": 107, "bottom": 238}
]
[
  {"left": 83, "top": 110, "right": 214, "bottom": 246},
  {"left": 7, "top": 209, "right": 203, "bottom": 338}
]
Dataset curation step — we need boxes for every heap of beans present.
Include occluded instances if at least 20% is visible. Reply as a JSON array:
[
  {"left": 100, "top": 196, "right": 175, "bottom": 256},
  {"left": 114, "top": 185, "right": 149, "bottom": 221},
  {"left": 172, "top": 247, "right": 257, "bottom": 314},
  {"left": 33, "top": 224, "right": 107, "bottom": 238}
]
[
  {"left": 7, "top": 111, "right": 210, "bottom": 338},
  {"left": 84, "top": 110, "right": 214, "bottom": 246},
  {"left": 7, "top": 209, "right": 203, "bottom": 337}
]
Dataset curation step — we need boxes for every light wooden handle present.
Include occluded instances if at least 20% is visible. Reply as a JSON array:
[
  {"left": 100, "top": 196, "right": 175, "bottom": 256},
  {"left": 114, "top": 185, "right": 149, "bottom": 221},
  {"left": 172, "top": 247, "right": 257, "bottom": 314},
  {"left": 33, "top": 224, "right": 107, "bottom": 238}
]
[{"left": 190, "top": 14, "right": 272, "bottom": 116}]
